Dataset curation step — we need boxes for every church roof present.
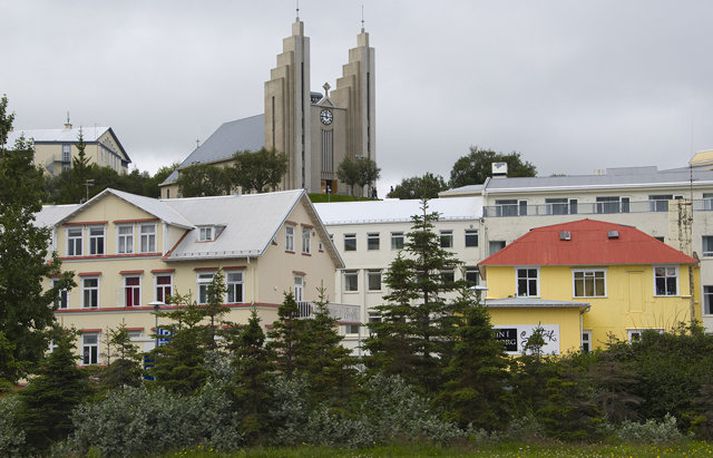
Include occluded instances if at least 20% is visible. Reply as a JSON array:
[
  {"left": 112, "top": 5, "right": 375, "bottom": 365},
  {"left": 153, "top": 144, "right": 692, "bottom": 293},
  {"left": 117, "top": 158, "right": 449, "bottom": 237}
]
[{"left": 161, "top": 114, "right": 265, "bottom": 186}]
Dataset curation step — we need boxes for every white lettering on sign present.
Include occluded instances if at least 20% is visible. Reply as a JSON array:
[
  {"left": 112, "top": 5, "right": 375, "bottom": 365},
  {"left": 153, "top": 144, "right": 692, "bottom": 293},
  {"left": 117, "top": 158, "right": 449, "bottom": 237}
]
[{"left": 493, "top": 324, "right": 560, "bottom": 355}]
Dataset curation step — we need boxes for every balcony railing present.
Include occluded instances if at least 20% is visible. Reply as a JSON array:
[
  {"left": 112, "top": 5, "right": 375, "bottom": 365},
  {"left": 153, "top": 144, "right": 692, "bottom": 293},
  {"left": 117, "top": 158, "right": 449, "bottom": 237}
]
[
  {"left": 483, "top": 199, "right": 711, "bottom": 218},
  {"left": 297, "top": 301, "right": 361, "bottom": 323}
]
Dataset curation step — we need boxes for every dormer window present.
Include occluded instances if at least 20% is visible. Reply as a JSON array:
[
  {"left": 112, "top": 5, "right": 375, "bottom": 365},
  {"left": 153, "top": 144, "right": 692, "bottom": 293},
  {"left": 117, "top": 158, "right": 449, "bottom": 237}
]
[{"left": 199, "top": 226, "right": 214, "bottom": 242}]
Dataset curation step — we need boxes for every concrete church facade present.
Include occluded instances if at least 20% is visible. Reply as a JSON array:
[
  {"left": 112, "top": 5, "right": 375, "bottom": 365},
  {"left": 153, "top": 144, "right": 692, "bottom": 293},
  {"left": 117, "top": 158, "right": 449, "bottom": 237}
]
[{"left": 161, "top": 17, "right": 376, "bottom": 198}]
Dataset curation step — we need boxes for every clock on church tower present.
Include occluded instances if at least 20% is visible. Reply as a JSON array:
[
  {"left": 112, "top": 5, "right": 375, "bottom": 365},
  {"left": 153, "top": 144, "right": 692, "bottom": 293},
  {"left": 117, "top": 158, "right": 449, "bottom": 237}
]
[{"left": 320, "top": 109, "right": 333, "bottom": 126}]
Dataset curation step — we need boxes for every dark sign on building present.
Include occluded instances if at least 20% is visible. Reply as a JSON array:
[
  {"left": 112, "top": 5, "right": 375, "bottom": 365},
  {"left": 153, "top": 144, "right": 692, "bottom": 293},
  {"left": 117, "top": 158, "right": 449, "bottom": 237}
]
[{"left": 494, "top": 328, "right": 518, "bottom": 352}]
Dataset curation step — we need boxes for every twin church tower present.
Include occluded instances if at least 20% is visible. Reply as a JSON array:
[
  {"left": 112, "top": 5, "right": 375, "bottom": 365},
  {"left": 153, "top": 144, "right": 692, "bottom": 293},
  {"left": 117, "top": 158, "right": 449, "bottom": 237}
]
[{"left": 160, "top": 16, "right": 376, "bottom": 197}]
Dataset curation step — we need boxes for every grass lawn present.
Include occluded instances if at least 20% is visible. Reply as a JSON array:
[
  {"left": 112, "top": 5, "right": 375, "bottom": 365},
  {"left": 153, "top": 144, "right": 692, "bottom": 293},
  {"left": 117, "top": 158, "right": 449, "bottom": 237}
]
[{"left": 167, "top": 441, "right": 713, "bottom": 457}]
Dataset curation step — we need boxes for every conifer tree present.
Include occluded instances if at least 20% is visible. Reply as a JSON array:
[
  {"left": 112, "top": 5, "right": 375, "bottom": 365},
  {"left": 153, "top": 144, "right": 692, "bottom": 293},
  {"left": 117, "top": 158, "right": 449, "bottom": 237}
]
[
  {"left": 0, "top": 331, "right": 19, "bottom": 392},
  {"left": 17, "top": 327, "right": 89, "bottom": 452},
  {"left": 510, "top": 327, "right": 558, "bottom": 414},
  {"left": 436, "top": 286, "right": 511, "bottom": 430},
  {"left": 231, "top": 309, "right": 275, "bottom": 442},
  {"left": 0, "top": 94, "right": 74, "bottom": 380},
  {"left": 102, "top": 322, "right": 143, "bottom": 389},
  {"left": 298, "top": 286, "right": 356, "bottom": 407},
  {"left": 202, "top": 269, "right": 229, "bottom": 348},
  {"left": 268, "top": 291, "right": 306, "bottom": 378},
  {"left": 364, "top": 200, "right": 464, "bottom": 394}
]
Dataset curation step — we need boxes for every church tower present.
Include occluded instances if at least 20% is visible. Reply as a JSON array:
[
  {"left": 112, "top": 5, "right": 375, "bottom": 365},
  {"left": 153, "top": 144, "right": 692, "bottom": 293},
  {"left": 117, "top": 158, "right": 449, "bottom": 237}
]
[
  {"left": 331, "top": 26, "right": 376, "bottom": 165},
  {"left": 264, "top": 16, "right": 312, "bottom": 190}
]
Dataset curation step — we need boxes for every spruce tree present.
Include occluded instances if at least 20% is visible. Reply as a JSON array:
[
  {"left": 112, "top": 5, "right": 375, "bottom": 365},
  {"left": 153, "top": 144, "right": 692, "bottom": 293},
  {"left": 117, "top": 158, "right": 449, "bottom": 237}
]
[
  {"left": 17, "top": 327, "right": 89, "bottom": 452},
  {"left": 231, "top": 309, "right": 275, "bottom": 442},
  {"left": 268, "top": 291, "right": 306, "bottom": 378},
  {"left": 364, "top": 200, "right": 464, "bottom": 394},
  {"left": 202, "top": 268, "right": 229, "bottom": 348},
  {"left": 102, "top": 322, "right": 143, "bottom": 389},
  {"left": 436, "top": 286, "right": 511, "bottom": 430},
  {"left": 0, "top": 94, "right": 74, "bottom": 380}
]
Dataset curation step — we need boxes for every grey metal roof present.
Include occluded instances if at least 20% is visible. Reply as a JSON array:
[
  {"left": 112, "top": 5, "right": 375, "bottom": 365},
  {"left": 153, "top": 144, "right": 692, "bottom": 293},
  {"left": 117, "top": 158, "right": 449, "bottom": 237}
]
[
  {"left": 161, "top": 114, "right": 265, "bottom": 186},
  {"left": 485, "top": 297, "right": 590, "bottom": 309},
  {"left": 439, "top": 184, "right": 484, "bottom": 197},
  {"left": 6, "top": 126, "right": 109, "bottom": 145},
  {"left": 34, "top": 204, "right": 81, "bottom": 228}
]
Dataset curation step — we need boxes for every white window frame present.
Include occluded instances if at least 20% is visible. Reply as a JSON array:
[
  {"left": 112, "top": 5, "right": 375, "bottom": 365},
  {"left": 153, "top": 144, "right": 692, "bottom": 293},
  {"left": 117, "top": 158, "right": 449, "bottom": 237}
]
[
  {"left": 654, "top": 265, "right": 679, "bottom": 296},
  {"left": 154, "top": 274, "right": 172, "bottom": 304},
  {"left": 293, "top": 276, "right": 304, "bottom": 302},
  {"left": 391, "top": 232, "right": 404, "bottom": 250},
  {"left": 81, "top": 333, "right": 100, "bottom": 366},
  {"left": 82, "top": 277, "right": 100, "bottom": 308},
  {"left": 628, "top": 328, "right": 664, "bottom": 343},
  {"left": 344, "top": 233, "right": 357, "bottom": 251},
  {"left": 465, "top": 229, "right": 478, "bottom": 247},
  {"left": 285, "top": 225, "right": 295, "bottom": 252},
  {"left": 464, "top": 267, "right": 479, "bottom": 286},
  {"left": 344, "top": 270, "right": 359, "bottom": 292},
  {"left": 344, "top": 323, "right": 361, "bottom": 335},
  {"left": 53, "top": 279, "right": 68, "bottom": 309},
  {"left": 67, "top": 227, "right": 83, "bottom": 256},
  {"left": 515, "top": 267, "right": 539, "bottom": 297},
  {"left": 88, "top": 225, "right": 105, "bottom": 255},
  {"left": 302, "top": 227, "right": 311, "bottom": 254},
  {"left": 704, "top": 285, "right": 713, "bottom": 316},
  {"left": 582, "top": 330, "right": 592, "bottom": 353},
  {"left": 226, "top": 271, "right": 244, "bottom": 304},
  {"left": 703, "top": 236, "right": 713, "bottom": 257},
  {"left": 572, "top": 269, "right": 607, "bottom": 298},
  {"left": 367, "top": 269, "right": 382, "bottom": 291},
  {"left": 197, "top": 272, "right": 215, "bottom": 304},
  {"left": 140, "top": 224, "right": 156, "bottom": 253},
  {"left": 439, "top": 230, "right": 453, "bottom": 248},
  {"left": 124, "top": 276, "right": 141, "bottom": 307},
  {"left": 367, "top": 232, "right": 380, "bottom": 251},
  {"left": 117, "top": 224, "right": 134, "bottom": 254},
  {"left": 198, "top": 226, "right": 214, "bottom": 242}
]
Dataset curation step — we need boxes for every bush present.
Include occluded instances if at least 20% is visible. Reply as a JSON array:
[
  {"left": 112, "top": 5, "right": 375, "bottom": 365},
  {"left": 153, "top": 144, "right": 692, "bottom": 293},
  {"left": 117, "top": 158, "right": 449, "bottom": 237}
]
[
  {"left": 616, "top": 414, "right": 684, "bottom": 443},
  {"left": 70, "top": 384, "right": 243, "bottom": 456},
  {"left": 503, "top": 414, "right": 545, "bottom": 442},
  {"left": 0, "top": 396, "right": 25, "bottom": 457}
]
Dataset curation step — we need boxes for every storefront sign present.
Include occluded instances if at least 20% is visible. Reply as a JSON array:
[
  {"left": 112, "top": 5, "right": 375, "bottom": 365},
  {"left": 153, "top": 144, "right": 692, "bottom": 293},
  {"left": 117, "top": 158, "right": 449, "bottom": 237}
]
[{"left": 493, "top": 324, "right": 560, "bottom": 355}]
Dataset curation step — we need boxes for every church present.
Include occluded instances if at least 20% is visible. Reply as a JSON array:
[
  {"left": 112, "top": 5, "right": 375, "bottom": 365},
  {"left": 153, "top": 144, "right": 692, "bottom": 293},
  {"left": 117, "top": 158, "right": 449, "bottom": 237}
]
[{"left": 160, "top": 15, "right": 376, "bottom": 198}]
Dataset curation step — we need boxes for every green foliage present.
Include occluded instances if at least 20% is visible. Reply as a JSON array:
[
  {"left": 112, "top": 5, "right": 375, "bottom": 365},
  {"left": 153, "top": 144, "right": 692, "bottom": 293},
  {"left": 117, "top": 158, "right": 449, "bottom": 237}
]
[
  {"left": 0, "top": 95, "right": 75, "bottom": 380},
  {"left": 268, "top": 292, "right": 306, "bottom": 378},
  {"left": 615, "top": 414, "right": 684, "bottom": 443},
  {"left": 0, "top": 332, "right": 19, "bottom": 391},
  {"left": 449, "top": 146, "right": 537, "bottom": 188},
  {"left": 101, "top": 322, "right": 143, "bottom": 389},
  {"left": 337, "top": 155, "right": 381, "bottom": 196},
  {"left": 231, "top": 309, "right": 275, "bottom": 442},
  {"left": 177, "top": 163, "right": 232, "bottom": 197},
  {"left": 387, "top": 172, "right": 448, "bottom": 200},
  {"left": 365, "top": 200, "right": 465, "bottom": 394},
  {"left": 203, "top": 269, "right": 229, "bottom": 348},
  {"left": 589, "top": 357, "right": 642, "bottom": 423},
  {"left": 437, "top": 287, "right": 511, "bottom": 430},
  {"left": 0, "top": 395, "right": 25, "bottom": 457},
  {"left": 231, "top": 148, "right": 288, "bottom": 193},
  {"left": 17, "top": 327, "right": 89, "bottom": 453}
]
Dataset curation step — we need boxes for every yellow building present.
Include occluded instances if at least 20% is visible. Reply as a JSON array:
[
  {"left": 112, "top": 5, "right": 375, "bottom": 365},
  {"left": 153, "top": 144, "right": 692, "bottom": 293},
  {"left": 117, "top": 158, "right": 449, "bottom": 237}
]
[
  {"left": 479, "top": 219, "right": 699, "bottom": 354},
  {"left": 7, "top": 120, "right": 130, "bottom": 176},
  {"left": 36, "top": 188, "right": 350, "bottom": 365}
]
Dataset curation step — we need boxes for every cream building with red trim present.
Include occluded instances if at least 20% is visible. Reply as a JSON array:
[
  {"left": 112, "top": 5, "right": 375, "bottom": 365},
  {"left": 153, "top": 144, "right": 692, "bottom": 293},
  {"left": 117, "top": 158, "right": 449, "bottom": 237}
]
[{"left": 37, "top": 188, "right": 351, "bottom": 365}]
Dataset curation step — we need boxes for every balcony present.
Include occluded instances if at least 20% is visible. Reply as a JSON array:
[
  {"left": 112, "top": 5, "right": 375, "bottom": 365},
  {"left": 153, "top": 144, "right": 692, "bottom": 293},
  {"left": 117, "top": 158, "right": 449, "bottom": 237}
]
[
  {"left": 483, "top": 199, "right": 709, "bottom": 218},
  {"left": 297, "top": 301, "right": 361, "bottom": 323}
]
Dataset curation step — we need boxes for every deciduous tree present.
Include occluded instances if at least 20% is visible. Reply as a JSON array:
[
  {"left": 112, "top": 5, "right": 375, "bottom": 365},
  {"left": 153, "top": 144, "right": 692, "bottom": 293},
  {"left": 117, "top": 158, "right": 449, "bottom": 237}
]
[
  {"left": 231, "top": 148, "right": 288, "bottom": 193},
  {"left": 449, "top": 146, "right": 536, "bottom": 188},
  {"left": 387, "top": 172, "right": 448, "bottom": 200},
  {"left": 176, "top": 163, "right": 232, "bottom": 197}
]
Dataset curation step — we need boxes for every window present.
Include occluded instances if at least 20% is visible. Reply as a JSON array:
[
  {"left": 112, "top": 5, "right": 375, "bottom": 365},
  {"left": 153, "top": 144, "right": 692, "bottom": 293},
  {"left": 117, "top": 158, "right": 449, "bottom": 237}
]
[
  {"left": 440, "top": 230, "right": 453, "bottom": 248},
  {"left": 440, "top": 270, "right": 455, "bottom": 284},
  {"left": 344, "top": 270, "right": 358, "bottom": 292},
  {"left": 516, "top": 268, "right": 539, "bottom": 297},
  {"left": 67, "top": 227, "right": 83, "bottom": 256},
  {"left": 545, "top": 198, "right": 570, "bottom": 215},
  {"left": 140, "top": 224, "right": 156, "bottom": 253},
  {"left": 703, "top": 236, "right": 713, "bottom": 256},
  {"left": 649, "top": 194, "right": 673, "bottom": 212},
  {"left": 89, "top": 226, "right": 105, "bottom": 255},
  {"left": 285, "top": 226, "right": 295, "bottom": 251},
  {"left": 494, "top": 199, "right": 527, "bottom": 217},
  {"left": 654, "top": 266, "right": 678, "bottom": 296},
  {"left": 344, "top": 234, "right": 357, "bottom": 251},
  {"left": 199, "top": 226, "right": 214, "bottom": 241},
  {"left": 465, "top": 229, "right": 478, "bottom": 247},
  {"left": 573, "top": 270, "right": 606, "bottom": 297},
  {"left": 582, "top": 331, "right": 592, "bottom": 353},
  {"left": 82, "top": 333, "right": 99, "bottom": 365},
  {"left": 367, "top": 232, "right": 380, "bottom": 250},
  {"left": 704, "top": 193, "right": 713, "bottom": 211},
  {"left": 367, "top": 270, "right": 382, "bottom": 291},
  {"left": 489, "top": 241, "right": 506, "bottom": 255},
  {"left": 628, "top": 329, "right": 663, "bottom": 343},
  {"left": 654, "top": 236, "right": 665, "bottom": 243},
  {"left": 705, "top": 286, "right": 713, "bottom": 315},
  {"left": 53, "top": 279, "right": 68, "bottom": 309},
  {"left": 226, "top": 271, "right": 244, "bottom": 303},
  {"left": 82, "top": 277, "right": 99, "bottom": 308},
  {"left": 465, "top": 267, "right": 479, "bottom": 286},
  {"left": 117, "top": 225, "right": 134, "bottom": 254},
  {"left": 124, "top": 276, "right": 141, "bottom": 307},
  {"left": 293, "top": 276, "right": 304, "bottom": 302},
  {"left": 345, "top": 324, "right": 360, "bottom": 335},
  {"left": 197, "top": 272, "right": 215, "bottom": 304},
  {"left": 368, "top": 311, "right": 382, "bottom": 324},
  {"left": 155, "top": 274, "right": 172, "bottom": 303},
  {"left": 302, "top": 228, "right": 311, "bottom": 254},
  {"left": 391, "top": 232, "right": 404, "bottom": 250},
  {"left": 596, "top": 196, "right": 630, "bottom": 214}
]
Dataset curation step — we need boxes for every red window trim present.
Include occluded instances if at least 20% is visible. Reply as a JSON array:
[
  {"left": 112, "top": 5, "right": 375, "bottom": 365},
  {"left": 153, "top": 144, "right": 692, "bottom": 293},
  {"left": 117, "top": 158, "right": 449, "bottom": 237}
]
[
  {"left": 79, "top": 272, "right": 102, "bottom": 277},
  {"left": 151, "top": 268, "right": 175, "bottom": 273},
  {"left": 63, "top": 220, "right": 108, "bottom": 227},
  {"left": 119, "top": 270, "right": 144, "bottom": 275},
  {"left": 223, "top": 265, "right": 246, "bottom": 271},
  {"left": 80, "top": 328, "right": 102, "bottom": 333}
]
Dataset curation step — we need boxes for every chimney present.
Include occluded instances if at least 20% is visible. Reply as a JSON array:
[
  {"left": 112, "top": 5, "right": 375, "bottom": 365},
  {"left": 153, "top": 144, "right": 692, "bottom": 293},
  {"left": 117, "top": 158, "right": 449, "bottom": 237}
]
[{"left": 491, "top": 162, "right": 508, "bottom": 178}]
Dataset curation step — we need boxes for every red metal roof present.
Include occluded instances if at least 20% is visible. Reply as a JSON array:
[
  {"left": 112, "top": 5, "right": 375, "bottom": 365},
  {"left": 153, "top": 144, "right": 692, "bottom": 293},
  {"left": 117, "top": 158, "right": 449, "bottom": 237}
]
[{"left": 479, "top": 219, "right": 697, "bottom": 267}]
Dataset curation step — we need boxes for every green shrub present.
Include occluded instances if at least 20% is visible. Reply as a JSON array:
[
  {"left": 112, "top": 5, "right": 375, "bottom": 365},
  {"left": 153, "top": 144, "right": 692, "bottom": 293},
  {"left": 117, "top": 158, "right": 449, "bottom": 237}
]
[
  {"left": 616, "top": 414, "right": 684, "bottom": 443},
  {"left": 0, "top": 395, "right": 25, "bottom": 457}
]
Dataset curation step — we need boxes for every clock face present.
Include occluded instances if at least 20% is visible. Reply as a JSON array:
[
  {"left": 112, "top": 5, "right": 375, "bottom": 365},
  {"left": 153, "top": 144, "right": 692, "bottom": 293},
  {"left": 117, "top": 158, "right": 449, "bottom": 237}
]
[{"left": 320, "top": 109, "right": 333, "bottom": 126}]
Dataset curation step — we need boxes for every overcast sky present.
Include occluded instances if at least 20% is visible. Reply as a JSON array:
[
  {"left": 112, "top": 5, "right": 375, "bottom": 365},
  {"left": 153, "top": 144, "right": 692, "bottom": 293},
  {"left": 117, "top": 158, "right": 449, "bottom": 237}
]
[{"left": 2, "top": 0, "right": 712, "bottom": 194}]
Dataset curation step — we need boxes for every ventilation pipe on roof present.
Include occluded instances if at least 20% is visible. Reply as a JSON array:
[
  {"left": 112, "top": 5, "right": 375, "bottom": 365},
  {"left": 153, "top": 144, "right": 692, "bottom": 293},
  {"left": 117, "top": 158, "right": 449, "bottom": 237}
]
[
  {"left": 559, "top": 231, "right": 572, "bottom": 241},
  {"left": 491, "top": 162, "right": 508, "bottom": 178},
  {"left": 607, "top": 230, "right": 620, "bottom": 239}
]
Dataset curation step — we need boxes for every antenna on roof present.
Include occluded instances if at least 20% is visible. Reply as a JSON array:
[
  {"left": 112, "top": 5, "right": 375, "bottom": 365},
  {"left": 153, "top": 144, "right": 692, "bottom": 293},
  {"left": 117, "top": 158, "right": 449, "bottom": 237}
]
[
  {"left": 361, "top": 4, "right": 365, "bottom": 32},
  {"left": 64, "top": 111, "right": 72, "bottom": 129},
  {"left": 195, "top": 138, "right": 200, "bottom": 150},
  {"left": 296, "top": 0, "right": 300, "bottom": 20}
]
